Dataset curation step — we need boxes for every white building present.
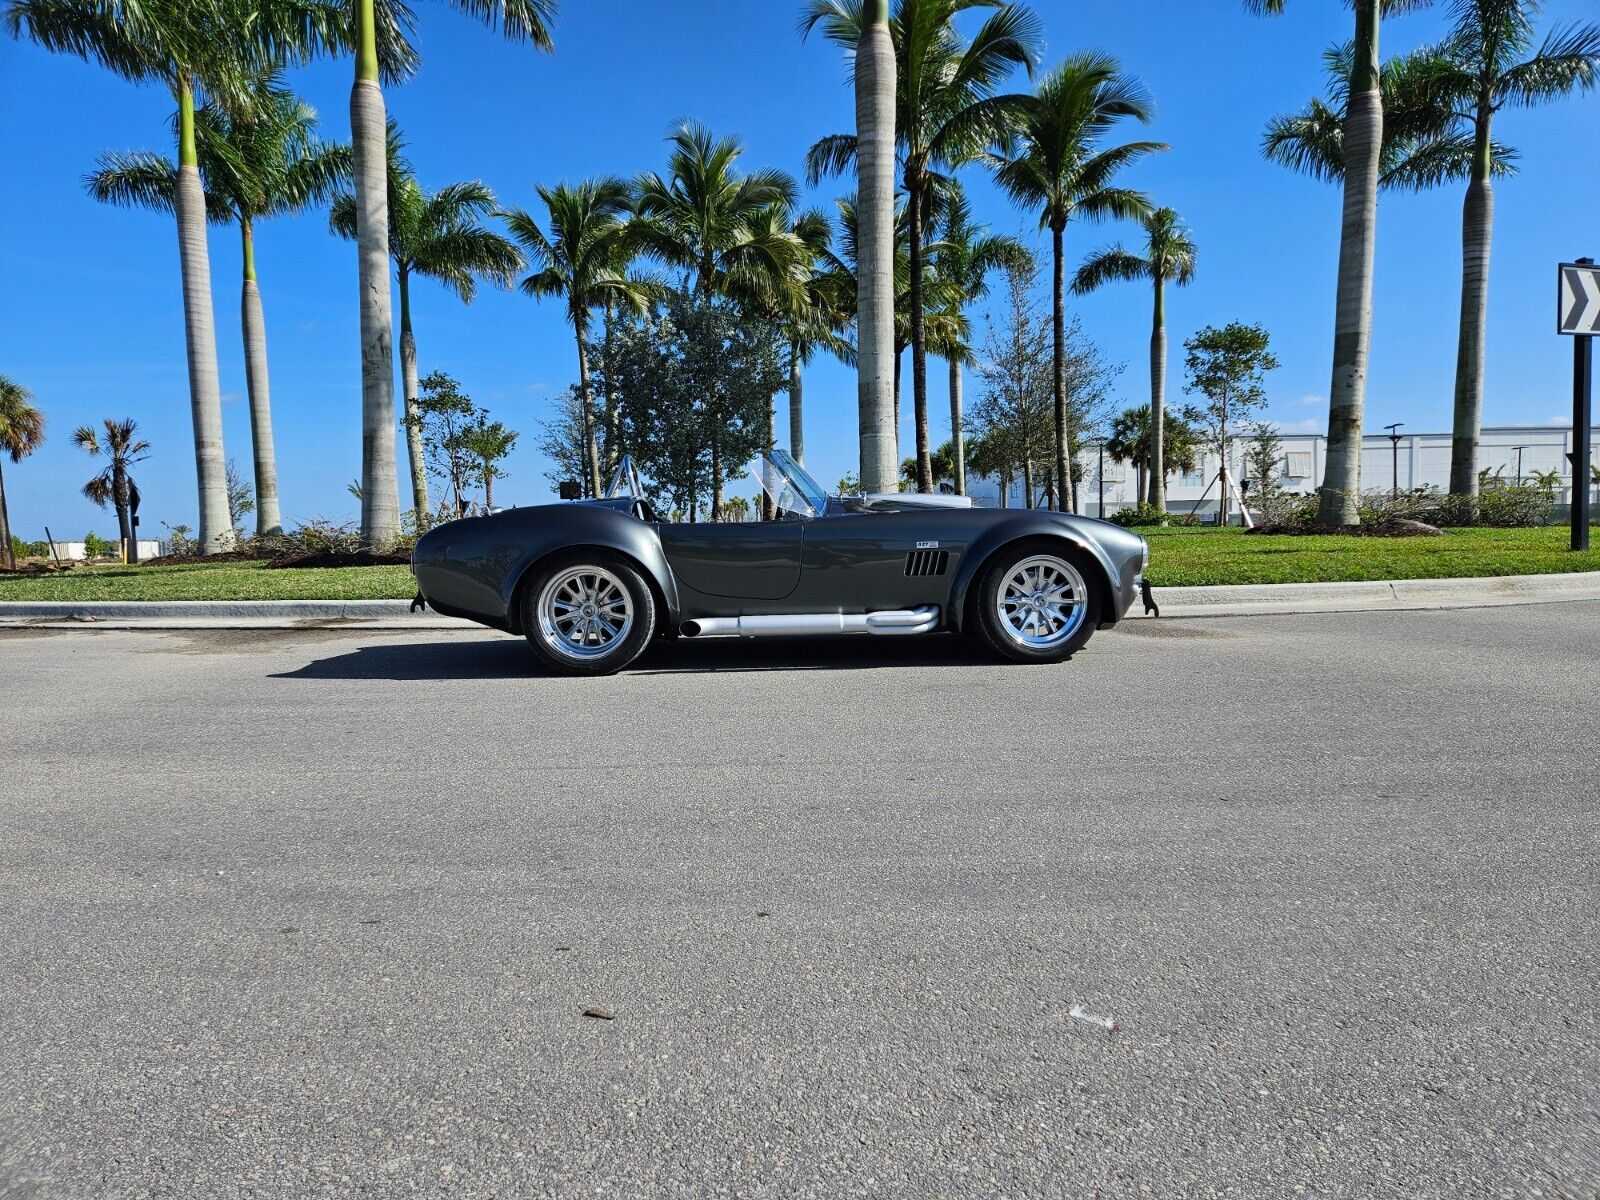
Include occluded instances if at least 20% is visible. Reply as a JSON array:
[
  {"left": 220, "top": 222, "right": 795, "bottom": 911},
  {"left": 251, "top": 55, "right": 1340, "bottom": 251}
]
[{"left": 970, "top": 424, "right": 1598, "bottom": 518}]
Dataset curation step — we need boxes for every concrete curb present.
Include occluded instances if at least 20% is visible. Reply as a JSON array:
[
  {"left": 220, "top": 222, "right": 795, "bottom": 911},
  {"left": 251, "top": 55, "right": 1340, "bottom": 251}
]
[
  {"left": 1137, "top": 570, "right": 1600, "bottom": 619},
  {"left": 1, "top": 571, "right": 1595, "bottom": 629}
]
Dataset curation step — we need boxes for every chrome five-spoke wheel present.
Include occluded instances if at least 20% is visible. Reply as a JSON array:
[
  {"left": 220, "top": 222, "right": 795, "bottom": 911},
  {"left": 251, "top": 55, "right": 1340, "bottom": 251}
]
[
  {"left": 537, "top": 566, "right": 634, "bottom": 661},
  {"left": 994, "top": 554, "right": 1088, "bottom": 648}
]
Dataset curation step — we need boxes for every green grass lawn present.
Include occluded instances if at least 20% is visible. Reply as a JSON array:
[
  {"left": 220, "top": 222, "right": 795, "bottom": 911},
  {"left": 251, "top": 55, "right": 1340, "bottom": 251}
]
[
  {"left": 1143, "top": 525, "right": 1600, "bottom": 587},
  {"left": 0, "top": 560, "right": 417, "bottom": 602},
  {"left": 0, "top": 527, "right": 1595, "bottom": 601}
]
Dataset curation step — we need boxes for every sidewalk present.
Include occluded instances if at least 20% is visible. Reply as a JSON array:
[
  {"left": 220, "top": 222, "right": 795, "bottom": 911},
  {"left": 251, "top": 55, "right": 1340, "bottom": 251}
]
[{"left": 2, "top": 571, "right": 1596, "bottom": 629}]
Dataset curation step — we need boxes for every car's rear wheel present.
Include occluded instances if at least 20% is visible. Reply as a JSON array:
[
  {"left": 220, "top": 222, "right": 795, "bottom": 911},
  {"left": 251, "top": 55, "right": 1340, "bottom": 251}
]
[
  {"left": 522, "top": 552, "right": 656, "bottom": 676},
  {"left": 972, "top": 541, "right": 1102, "bottom": 664}
]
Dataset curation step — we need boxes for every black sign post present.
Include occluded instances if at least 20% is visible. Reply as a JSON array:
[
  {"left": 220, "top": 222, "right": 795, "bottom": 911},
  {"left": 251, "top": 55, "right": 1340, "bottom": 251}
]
[{"left": 1558, "top": 259, "right": 1598, "bottom": 552}]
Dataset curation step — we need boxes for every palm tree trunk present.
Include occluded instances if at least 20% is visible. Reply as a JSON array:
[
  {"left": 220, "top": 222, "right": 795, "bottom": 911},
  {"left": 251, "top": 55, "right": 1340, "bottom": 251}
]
[
  {"left": 949, "top": 356, "right": 965, "bottom": 496},
  {"left": 352, "top": 0, "right": 399, "bottom": 549},
  {"left": 907, "top": 167, "right": 933, "bottom": 493},
  {"left": 174, "top": 77, "right": 231, "bottom": 552},
  {"left": 1316, "top": 0, "right": 1383, "bottom": 527},
  {"left": 112, "top": 461, "right": 132, "bottom": 552},
  {"left": 484, "top": 462, "right": 493, "bottom": 510},
  {"left": 710, "top": 430, "right": 723, "bottom": 520},
  {"left": 1149, "top": 276, "right": 1167, "bottom": 514},
  {"left": 1448, "top": 100, "right": 1494, "bottom": 499},
  {"left": 0, "top": 459, "right": 12, "bottom": 570},
  {"left": 854, "top": 0, "right": 899, "bottom": 494},
  {"left": 1022, "top": 457, "right": 1034, "bottom": 510},
  {"left": 894, "top": 347, "right": 903, "bottom": 434},
  {"left": 397, "top": 266, "right": 429, "bottom": 518},
  {"left": 239, "top": 218, "right": 283, "bottom": 537},
  {"left": 788, "top": 340, "right": 805, "bottom": 466},
  {"left": 602, "top": 299, "right": 619, "bottom": 473},
  {"left": 574, "top": 321, "right": 601, "bottom": 497},
  {"left": 1050, "top": 223, "right": 1070, "bottom": 514}
]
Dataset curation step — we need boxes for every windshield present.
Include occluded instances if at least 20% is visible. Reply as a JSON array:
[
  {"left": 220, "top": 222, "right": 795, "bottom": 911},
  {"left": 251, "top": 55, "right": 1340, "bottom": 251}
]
[{"left": 750, "top": 449, "right": 829, "bottom": 519}]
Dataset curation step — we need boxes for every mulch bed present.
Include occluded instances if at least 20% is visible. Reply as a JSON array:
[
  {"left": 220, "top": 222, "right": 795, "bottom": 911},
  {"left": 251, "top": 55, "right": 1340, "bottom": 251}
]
[
  {"left": 1248, "top": 519, "right": 1443, "bottom": 538},
  {"left": 266, "top": 550, "right": 411, "bottom": 569},
  {"left": 141, "top": 550, "right": 262, "bottom": 566}
]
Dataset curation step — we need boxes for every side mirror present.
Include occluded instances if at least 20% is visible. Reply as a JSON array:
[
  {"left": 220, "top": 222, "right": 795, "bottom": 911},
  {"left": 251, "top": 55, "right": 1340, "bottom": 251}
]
[{"left": 558, "top": 480, "right": 582, "bottom": 500}]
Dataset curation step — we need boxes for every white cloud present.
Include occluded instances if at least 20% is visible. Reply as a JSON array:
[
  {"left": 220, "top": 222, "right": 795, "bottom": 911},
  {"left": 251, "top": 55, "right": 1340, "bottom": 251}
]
[{"left": 1297, "top": 393, "right": 1324, "bottom": 408}]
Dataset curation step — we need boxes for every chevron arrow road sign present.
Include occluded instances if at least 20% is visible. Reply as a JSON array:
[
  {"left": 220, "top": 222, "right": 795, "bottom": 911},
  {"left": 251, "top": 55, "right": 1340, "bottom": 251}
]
[{"left": 1558, "top": 261, "right": 1600, "bottom": 335}]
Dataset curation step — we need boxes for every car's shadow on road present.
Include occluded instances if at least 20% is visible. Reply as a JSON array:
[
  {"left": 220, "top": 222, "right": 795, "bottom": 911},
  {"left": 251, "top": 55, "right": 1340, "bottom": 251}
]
[{"left": 271, "top": 632, "right": 995, "bottom": 681}]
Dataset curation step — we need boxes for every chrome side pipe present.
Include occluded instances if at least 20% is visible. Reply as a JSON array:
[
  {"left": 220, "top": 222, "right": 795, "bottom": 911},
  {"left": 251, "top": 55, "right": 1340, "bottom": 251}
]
[{"left": 682, "top": 606, "right": 939, "bottom": 639}]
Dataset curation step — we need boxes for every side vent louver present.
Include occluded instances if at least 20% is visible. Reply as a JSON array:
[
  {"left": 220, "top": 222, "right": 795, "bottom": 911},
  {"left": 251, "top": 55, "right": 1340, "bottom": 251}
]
[{"left": 904, "top": 549, "right": 950, "bottom": 577}]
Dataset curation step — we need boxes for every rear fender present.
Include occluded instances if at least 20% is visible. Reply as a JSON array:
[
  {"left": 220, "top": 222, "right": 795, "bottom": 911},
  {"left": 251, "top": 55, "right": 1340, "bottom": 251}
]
[{"left": 497, "top": 510, "right": 680, "bottom": 635}]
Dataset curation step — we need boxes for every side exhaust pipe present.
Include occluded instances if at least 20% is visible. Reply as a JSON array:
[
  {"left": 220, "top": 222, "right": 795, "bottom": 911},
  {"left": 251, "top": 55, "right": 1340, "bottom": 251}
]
[{"left": 682, "top": 606, "right": 939, "bottom": 639}]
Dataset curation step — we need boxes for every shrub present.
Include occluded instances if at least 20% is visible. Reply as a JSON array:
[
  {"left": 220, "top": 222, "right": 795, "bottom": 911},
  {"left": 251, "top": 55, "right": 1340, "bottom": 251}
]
[{"left": 1110, "top": 503, "right": 1199, "bottom": 528}]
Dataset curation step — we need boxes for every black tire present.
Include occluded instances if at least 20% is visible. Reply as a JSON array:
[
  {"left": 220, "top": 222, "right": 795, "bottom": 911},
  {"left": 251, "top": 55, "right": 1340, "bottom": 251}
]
[
  {"left": 521, "top": 551, "right": 657, "bottom": 676},
  {"left": 970, "top": 540, "right": 1103, "bottom": 664}
]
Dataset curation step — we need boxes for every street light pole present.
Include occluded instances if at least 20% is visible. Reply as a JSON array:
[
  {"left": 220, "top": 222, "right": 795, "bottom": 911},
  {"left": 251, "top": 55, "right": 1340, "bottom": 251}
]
[
  {"left": 1510, "top": 445, "right": 1526, "bottom": 486},
  {"left": 1383, "top": 422, "right": 1404, "bottom": 496},
  {"left": 1096, "top": 439, "right": 1106, "bottom": 518}
]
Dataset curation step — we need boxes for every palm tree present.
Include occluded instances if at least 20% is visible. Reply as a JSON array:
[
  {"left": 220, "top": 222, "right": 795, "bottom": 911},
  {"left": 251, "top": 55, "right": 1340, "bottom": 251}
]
[
  {"left": 73, "top": 419, "right": 151, "bottom": 560},
  {"left": 994, "top": 51, "right": 1164, "bottom": 513},
  {"left": 818, "top": 194, "right": 965, "bottom": 442},
  {"left": 1424, "top": 2, "right": 1599, "bottom": 497},
  {"left": 0, "top": 375, "right": 45, "bottom": 571},
  {"left": 779, "top": 212, "right": 855, "bottom": 469},
  {"left": 504, "top": 177, "right": 653, "bottom": 500},
  {"left": 341, "top": 0, "right": 552, "bottom": 548},
  {"left": 1248, "top": 0, "right": 1434, "bottom": 525},
  {"left": 1071, "top": 206, "right": 1196, "bottom": 514},
  {"left": 929, "top": 187, "right": 1031, "bottom": 494},
  {"left": 332, "top": 132, "right": 522, "bottom": 521},
  {"left": 802, "top": 0, "right": 899, "bottom": 493},
  {"left": 5, "top": 0, "right": 334, "bottom": 552},
  {"left": 1104, "top": 402, "right": 1201, "bottom": 507},
  {"left": 633, "top": 123, "right": 809, "bottom": 516},
  {"left": 803, "top": 0, "right": 1041, "bottom": 493},
  {"left": 88, "top": 76, "right": 349, "bottom": 537}
]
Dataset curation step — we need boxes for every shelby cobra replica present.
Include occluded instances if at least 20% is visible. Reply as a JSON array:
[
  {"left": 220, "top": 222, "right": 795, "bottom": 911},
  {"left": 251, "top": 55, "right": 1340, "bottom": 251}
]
[{"left": 411, "top": 451, "right": 1150, "bottom": 675}]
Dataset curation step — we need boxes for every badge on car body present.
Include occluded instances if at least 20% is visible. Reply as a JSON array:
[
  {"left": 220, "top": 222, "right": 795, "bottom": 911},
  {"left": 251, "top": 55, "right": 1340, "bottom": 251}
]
[{"left": 916, "top": 540, "right": 939, "bottom": 549}]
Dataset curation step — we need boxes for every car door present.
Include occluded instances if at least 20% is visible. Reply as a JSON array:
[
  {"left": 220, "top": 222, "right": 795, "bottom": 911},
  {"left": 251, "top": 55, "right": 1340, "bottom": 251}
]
[
  {"left": 657, "top": 519, "right": 804, "bottom": 600},
  {"left": 795, "top": 509, "right": 959, "bottom": 609}
]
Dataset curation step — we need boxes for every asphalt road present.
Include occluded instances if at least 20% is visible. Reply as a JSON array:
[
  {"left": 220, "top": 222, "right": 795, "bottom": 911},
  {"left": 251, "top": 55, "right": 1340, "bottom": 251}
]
[{"left": 1, "top": 604, "right": 1596, "bottom": 1199}]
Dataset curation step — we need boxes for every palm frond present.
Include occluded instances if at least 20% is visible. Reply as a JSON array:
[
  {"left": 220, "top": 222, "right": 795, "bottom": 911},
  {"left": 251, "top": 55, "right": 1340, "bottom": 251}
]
[{"left": 1071, "top": 246, "right": 1148, "bottom": 296}]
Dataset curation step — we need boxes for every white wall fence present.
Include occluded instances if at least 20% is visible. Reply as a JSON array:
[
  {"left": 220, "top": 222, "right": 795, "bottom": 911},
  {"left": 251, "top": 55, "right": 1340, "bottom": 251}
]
[{"left": 970, "top": 424, "right": 1599, "bottom": 516}]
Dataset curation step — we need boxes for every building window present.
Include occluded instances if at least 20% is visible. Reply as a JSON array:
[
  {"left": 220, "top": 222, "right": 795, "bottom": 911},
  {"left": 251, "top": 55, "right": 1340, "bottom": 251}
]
[{"left": 1285, "top": 451, "right": 1312, "bottom": 479}]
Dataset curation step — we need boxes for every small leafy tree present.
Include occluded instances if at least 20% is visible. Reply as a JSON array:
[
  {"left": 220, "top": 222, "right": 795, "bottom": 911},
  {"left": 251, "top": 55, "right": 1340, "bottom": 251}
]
[
  {"left": 83, "top": 531, "right": 116, "bottom": 560},
  {"left": 1181, "top": 322, "right": 1279, "bottom": 524},
  {"left": 410, "top": 371, "right": 481, "bottom": 517},
  {"left": 601, "top": 290, "right": 785, "bottom": 520},
  {"left": 1243, "top": 421, "right": 1291, "bottom": 520},
  {"left": 971, "top": 263, "right": 1056, "bottom": 509},
  {"left": 225, "top": 458, "right": 255, "bottom": 539},
  {"left": 458, "top": 417, "right": 518, "bottom": 510},
  {"left": 537, "top": 386, "right": 591, "bottom": 494}
]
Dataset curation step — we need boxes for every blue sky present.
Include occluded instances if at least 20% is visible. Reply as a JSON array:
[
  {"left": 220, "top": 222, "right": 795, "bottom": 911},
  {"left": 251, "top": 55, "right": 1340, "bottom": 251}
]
[{"left": 2, "top": 0, "right": 1596, "bottom": 540}]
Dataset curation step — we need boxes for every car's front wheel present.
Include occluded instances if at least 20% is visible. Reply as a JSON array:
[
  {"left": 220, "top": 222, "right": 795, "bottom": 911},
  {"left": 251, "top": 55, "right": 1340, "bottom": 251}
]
[
  {"left": 971, "top": 541, "right": 1102, "bottom": 664},
  {"left": 522, "top": 552, "right": 656, "bottom": 676}
]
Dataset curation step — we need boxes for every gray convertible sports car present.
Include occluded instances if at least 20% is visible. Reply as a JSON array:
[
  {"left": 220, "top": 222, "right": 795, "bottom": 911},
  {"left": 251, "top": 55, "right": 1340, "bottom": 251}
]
[{"left": 411, "top": 450, "right": 1150, "bottom": 675}]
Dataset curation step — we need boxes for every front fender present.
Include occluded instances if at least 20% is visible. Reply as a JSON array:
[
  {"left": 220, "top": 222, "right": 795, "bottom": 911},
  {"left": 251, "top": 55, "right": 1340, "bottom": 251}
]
[{"left": 946, "top": 514, "right": 1128, "bottom": 633}]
